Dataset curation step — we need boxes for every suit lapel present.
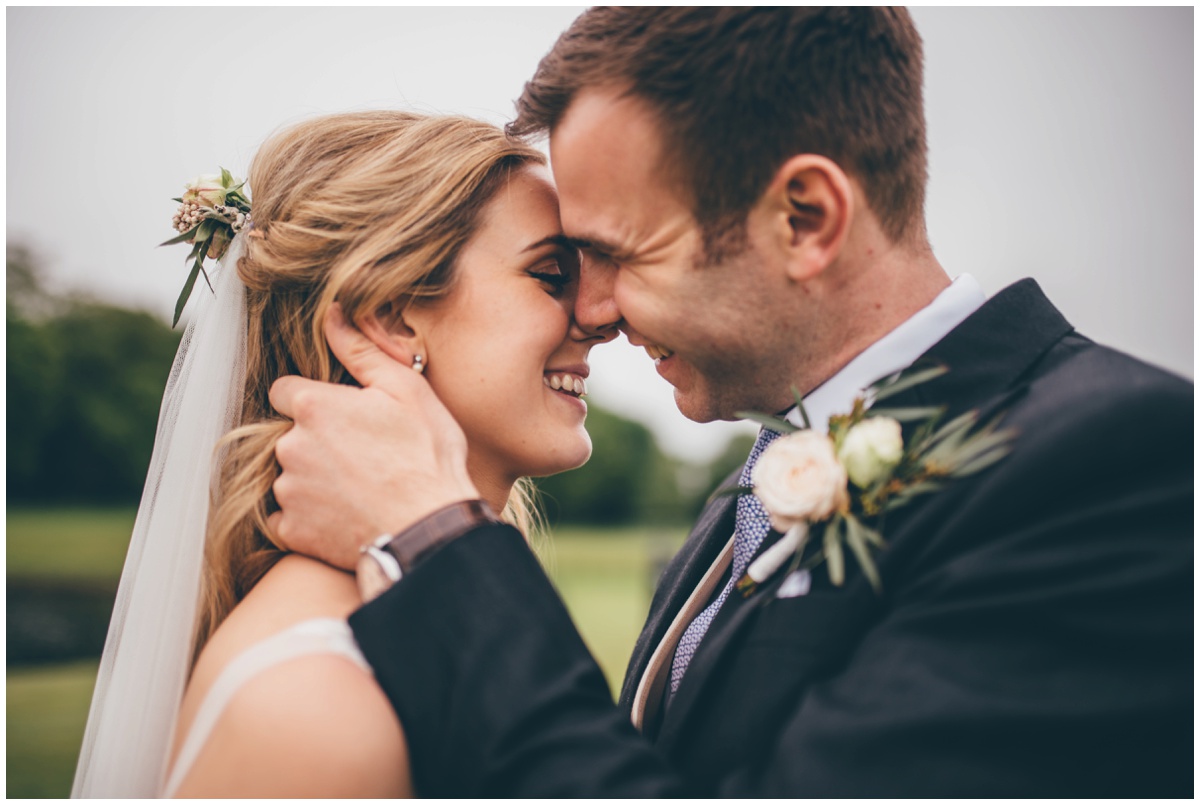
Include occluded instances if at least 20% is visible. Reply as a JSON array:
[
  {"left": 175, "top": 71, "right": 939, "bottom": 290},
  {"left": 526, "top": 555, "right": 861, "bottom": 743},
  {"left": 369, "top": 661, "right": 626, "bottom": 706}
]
[{"left": 890, "top": 279, "right": 1073, "bottom": 416}]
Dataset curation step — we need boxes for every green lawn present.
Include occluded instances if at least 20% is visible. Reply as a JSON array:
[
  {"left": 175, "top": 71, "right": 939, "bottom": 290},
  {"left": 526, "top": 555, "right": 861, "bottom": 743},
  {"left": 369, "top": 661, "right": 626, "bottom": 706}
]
[
  {"left": 6, "top": 507, "right": 687, "bottom": 798},
  {"left": 7, "top": 660, "right": 99, "bottom": 798},
  {"left": 7, "top": 507, "right": 137, "bottom": 582}
]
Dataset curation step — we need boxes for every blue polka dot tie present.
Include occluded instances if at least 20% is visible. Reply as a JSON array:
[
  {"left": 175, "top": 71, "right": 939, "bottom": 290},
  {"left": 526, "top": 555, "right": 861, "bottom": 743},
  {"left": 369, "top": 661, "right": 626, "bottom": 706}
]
[{"left": 668, "top": 426, "right": 782, "bottom": 697}]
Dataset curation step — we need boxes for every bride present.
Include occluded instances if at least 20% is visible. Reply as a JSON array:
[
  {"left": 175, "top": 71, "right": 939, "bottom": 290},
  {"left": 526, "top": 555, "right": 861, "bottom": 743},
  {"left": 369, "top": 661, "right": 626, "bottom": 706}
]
[{"left": 72, "top": 111, "right": 607, "bottom": 796}]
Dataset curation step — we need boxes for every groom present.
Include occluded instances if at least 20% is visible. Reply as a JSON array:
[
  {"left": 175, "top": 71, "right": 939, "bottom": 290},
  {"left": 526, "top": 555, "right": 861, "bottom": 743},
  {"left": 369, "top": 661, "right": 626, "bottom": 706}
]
[{"left": 269, "top": 8, "right": 1191, "bottom": 796}]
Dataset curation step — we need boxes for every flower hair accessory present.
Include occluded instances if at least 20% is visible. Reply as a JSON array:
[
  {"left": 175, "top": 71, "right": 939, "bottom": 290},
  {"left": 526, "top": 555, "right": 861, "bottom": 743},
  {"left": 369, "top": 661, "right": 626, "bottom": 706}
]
[
  {"left": 724, "top": 364, "right": 1016, "bottom": 595},
  {"left": 161, "top": 169, "right": 251, "bottom": 326}
]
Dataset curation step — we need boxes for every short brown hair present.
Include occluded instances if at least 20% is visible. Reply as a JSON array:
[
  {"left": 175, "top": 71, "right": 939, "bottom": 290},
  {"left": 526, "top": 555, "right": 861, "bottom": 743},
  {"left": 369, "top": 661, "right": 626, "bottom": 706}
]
[{"left": 511, "top": 7, "right": 928, "bottom": 254}]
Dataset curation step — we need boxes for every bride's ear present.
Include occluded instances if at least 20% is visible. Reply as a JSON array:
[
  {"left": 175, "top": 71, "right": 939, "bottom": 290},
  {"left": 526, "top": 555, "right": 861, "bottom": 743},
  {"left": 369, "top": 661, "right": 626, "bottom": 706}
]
[{"left": 357, "top": 301, "right": 424, "bottom": 368}]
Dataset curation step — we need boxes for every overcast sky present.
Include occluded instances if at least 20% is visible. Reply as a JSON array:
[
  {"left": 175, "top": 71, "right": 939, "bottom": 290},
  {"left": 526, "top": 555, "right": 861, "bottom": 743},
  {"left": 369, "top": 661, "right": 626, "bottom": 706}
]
[{"left": 7, "top": 7, "right": 1193, "bottom": 462}]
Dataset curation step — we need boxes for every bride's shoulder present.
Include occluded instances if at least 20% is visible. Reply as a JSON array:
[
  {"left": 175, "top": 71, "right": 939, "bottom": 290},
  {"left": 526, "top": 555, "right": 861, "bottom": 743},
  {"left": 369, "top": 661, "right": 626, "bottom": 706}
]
[
  {"left": 192, "top": 554, "right": 360, "bottom": 677},
  {"left": 171, "top": 555, "right": 410, "bottom": 797}
]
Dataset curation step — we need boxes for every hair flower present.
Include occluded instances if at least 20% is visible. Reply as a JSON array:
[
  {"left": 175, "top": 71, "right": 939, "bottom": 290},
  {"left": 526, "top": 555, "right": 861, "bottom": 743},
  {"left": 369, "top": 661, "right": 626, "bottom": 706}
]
[{"left": 161, "top": 168, "right": 251, "bottom": 326}]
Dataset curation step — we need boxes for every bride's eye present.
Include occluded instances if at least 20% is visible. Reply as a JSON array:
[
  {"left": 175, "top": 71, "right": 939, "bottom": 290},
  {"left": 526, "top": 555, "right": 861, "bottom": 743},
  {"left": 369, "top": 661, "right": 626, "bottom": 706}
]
[{"left": 529, "top": 257, "right": 573, "bottom": 296}]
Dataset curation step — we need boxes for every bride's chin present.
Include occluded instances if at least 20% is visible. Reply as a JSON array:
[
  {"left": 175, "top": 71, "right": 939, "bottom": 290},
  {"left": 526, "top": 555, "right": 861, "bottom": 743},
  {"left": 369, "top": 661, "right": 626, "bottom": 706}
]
[{"left": 527, "top": 433, "right": 592, "bottom": 478}]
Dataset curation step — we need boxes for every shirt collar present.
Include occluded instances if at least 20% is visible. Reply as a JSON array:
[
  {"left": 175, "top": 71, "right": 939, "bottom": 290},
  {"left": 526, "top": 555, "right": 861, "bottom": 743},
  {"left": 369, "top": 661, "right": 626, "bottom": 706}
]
[{"left": 787, "top": 274, "right": 987, "bottom": 433}]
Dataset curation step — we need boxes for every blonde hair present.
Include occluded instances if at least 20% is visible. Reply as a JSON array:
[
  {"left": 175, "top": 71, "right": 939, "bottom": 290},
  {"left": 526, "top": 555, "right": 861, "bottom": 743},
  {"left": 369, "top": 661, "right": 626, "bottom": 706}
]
[{"left": 194, "top": 111, "right": 546, "bottom": 663}]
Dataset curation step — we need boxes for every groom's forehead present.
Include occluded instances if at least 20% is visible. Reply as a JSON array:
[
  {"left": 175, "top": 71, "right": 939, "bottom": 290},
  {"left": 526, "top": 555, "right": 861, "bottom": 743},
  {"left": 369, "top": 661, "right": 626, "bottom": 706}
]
[{"left": 547, "top": 89, "right": 691, "bottom": 242}]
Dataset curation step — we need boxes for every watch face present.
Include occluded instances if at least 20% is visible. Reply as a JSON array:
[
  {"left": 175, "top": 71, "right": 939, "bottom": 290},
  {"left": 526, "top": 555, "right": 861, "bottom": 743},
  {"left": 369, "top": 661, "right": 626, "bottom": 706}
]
[{"left": 356, "top": 551, "right": 399, "bottom": 603}]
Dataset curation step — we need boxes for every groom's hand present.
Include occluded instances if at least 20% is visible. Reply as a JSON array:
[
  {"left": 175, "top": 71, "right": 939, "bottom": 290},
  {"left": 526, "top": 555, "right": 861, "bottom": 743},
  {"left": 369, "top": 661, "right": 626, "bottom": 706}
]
[{"left": 268, "top": 304, "right": 479, "bottom": 570}]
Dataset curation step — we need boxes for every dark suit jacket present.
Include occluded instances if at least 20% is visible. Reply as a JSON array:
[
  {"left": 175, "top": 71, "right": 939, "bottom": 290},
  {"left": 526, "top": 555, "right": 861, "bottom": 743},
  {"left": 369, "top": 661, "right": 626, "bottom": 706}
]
[{"left": 349, "top": 280, "right": 1192, "bottom": 796}]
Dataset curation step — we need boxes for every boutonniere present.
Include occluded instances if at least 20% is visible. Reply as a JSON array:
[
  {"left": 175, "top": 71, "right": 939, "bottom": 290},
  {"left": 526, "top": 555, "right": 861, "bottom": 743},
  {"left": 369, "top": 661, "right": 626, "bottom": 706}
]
[
  {"left": 727, "top": 365, "right": 1015, "bottom": 595},
  {"left": 161, "top": 168, "right": 252, "bottom": 326}
]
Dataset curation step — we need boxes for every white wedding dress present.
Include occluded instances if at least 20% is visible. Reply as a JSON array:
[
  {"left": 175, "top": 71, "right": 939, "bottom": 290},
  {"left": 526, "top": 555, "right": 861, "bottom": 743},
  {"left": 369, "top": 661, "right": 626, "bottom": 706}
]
[{"left": 71, "top": 239, "right": 354, "bottom": 797}]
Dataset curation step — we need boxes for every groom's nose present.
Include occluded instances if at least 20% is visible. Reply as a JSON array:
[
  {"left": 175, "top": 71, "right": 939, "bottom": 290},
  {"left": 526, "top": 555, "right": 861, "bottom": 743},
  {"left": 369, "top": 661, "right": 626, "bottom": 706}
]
[{"left": 574, "top": 256, "right": 622, "bottom": 341}]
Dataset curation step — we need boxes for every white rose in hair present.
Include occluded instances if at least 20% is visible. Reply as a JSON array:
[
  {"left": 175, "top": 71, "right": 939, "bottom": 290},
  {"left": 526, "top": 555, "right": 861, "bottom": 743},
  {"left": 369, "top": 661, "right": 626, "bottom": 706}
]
[
  {"left": 182, "top": 174, "right": 226, "bottom": 207},
  {"left": 752, "top": 431, "right": 848, "bottom": 531},
  {"left": 838, "top": 416, "right": 903, "bottom": 488}
]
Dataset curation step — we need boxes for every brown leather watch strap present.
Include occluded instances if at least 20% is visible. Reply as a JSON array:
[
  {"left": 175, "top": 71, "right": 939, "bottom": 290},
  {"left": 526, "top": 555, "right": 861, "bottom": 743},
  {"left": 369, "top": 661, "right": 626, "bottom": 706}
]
[{"left": 382, "top": 499, "right": 499, "bottom": 573}]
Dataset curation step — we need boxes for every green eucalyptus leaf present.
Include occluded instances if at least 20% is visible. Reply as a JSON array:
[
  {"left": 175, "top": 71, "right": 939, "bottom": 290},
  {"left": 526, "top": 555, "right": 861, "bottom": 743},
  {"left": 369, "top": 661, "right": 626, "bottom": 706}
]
[
  {"left": 171, "top": 197, "right": 184, "bottom": 203},
  {"left": 824, "top": 524, "right": 845, "bottom": 586},
  {"left": 196, "top": 256, "right": 214, "bottom": 292},
  {"left": 944, "top": 431, "right": 1012, "bottom": 471},
  {"left": 866, "top": 405, "right": 945, "bottom": 423},
  {"left": 736, "top": 412, "right": 799, "bottom": 434},
  {"left": 923, "top": 412, "right": 979, "bottom": 463},
  {"left": 789, "top": 386, "right": 812, "bottom": 429},
  {"left": 843, "top": 518, "right": 882, "bottom": 592},
  {"left": 883, "top": 480, "right": 942, "bottom": 511},
  {"left": 173, "top": 263, "right": 202, "bottom": 327},
  {"left": 192, "top": 219, "right": 216, "bottom": 242},
  {"left": 160, "top": 227, "right": 199, "bottom": 247},
  {"left": 870, "top": 364, "right": 948, "bottom": 402},
  {"left": 846, "top": 513, "right": 886, "bottom": 549},
  {"left": 951, "top": 447, "right": 1012, "bottom": 478}
]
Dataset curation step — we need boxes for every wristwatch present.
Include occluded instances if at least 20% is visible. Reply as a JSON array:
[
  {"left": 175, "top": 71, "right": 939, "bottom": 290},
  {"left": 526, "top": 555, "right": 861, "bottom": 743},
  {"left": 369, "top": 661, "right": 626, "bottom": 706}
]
[{"left": 356, "top": 499, "right": 498, "bottom": 602}]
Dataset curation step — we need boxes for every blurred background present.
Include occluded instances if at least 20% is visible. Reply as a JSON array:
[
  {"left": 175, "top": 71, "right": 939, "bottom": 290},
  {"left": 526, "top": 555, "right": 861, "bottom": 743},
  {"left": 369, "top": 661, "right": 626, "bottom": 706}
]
[{"left": 7, "top": 7, "right": 1192, "bottom": 797}]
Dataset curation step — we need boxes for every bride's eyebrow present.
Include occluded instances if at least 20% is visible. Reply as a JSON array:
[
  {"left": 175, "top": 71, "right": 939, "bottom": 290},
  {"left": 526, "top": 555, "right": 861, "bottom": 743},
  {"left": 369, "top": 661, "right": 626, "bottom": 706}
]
[{"left": 520, "top": 234, "right": 575, "bottom": 254}]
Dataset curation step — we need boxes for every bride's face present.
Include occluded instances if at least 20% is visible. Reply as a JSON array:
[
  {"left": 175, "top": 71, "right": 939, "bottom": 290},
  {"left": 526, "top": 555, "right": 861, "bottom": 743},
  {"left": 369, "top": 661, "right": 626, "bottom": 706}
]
[{"left": 407, "top": 165, "right": 597, "bottom": 485}]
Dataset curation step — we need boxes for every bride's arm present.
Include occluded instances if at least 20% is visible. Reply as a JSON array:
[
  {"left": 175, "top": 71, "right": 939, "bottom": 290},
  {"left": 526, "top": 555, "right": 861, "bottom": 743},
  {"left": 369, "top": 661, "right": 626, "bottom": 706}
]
[{"left": 171, "top": 653, "right": 411, "bottom": 798}]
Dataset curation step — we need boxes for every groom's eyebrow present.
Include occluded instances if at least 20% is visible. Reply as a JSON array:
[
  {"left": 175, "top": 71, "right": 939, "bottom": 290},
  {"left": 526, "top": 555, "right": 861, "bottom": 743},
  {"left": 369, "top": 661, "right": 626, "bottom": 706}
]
[{"left": 563, "top": 235, "right": 629, "bottom": 262}]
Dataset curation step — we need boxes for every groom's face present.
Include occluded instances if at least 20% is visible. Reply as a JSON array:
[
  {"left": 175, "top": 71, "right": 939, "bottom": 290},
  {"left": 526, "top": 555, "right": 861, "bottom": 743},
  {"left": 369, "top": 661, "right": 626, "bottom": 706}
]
[{"left": 551, "top": 87, "right": 798, "bottom": 422}]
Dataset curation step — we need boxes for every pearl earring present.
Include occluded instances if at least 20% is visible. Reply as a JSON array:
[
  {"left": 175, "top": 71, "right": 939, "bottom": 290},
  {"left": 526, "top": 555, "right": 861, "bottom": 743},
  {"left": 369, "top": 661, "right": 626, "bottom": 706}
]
[{"left": 412, "top": 354, "right": 425, "bottom": 374}]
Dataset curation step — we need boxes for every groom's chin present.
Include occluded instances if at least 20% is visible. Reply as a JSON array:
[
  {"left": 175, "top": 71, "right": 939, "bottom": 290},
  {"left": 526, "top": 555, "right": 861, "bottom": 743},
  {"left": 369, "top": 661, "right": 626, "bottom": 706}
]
[{"left": 672, "top": 386, "right": 727, "bottom": 425}]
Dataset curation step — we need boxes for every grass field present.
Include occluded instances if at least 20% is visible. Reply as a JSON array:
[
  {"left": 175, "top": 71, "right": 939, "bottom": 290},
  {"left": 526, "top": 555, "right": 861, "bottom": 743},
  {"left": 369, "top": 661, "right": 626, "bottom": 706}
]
[{"left": 6, "top": 507, "right": 687, "bottom": 797}]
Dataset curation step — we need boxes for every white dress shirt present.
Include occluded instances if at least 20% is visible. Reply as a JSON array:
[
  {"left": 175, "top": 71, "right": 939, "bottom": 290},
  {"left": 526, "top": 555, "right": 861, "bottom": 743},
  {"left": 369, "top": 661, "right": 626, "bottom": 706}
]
[{"left": 787, "top": 275, "right": 987, "bottom": 433}]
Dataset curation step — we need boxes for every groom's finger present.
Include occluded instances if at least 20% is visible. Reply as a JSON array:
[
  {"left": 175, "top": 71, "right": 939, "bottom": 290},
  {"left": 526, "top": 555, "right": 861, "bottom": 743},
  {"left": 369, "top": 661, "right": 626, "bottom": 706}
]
[
  {"left": 325, "top": 303, "right": 421, "bottom": 401},
  {"left": 268, "top": 374, "right": 318, "bottom": 420}
]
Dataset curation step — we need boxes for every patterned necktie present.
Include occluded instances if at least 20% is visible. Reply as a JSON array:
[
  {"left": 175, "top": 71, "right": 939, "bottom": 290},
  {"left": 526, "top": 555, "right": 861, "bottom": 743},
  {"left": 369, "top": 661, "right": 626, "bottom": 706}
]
[{"left": 668, "top": 427, "right": 782, "bottom": 696}]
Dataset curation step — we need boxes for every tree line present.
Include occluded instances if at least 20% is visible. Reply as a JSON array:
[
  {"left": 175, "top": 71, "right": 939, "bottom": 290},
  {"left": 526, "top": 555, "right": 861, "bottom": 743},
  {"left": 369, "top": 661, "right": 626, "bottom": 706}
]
[{"left": 7, "top": 246, "right": 752, "bottom": 524}]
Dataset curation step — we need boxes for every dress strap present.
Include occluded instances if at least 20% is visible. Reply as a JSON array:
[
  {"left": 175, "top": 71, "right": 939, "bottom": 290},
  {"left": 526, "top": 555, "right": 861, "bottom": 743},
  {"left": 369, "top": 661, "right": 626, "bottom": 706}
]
[{"left": 161, "top": 618, "right": 370, "bottom": 797}]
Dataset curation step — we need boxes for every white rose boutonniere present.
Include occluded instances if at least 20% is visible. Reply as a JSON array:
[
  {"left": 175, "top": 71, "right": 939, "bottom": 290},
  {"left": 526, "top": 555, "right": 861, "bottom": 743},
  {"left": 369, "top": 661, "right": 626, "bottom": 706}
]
[
  {"left": 838, "top": 416, "right": 903, "bottom": 488},
  {"left": 753, "top": 431, "right": 847, "bottom": 530},
  {"left": 729, "top": 365, "right": 1016, "bottom": 595}
]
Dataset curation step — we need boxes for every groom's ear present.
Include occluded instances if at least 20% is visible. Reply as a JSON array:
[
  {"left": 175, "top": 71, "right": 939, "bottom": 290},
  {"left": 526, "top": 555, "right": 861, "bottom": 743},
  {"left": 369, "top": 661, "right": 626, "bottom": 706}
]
[
  {"left": 357, "top": 301, "right": 423, "bottom": 366},
  {"left": 754, "top": 154, "right": 853, "bottom": 283}
]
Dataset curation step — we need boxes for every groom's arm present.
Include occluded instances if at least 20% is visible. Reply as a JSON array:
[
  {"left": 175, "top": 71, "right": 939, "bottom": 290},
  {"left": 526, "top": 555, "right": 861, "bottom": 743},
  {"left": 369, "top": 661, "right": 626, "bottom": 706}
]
[{"left": 349, "top": 523, "right": 684, "bottom": 797}]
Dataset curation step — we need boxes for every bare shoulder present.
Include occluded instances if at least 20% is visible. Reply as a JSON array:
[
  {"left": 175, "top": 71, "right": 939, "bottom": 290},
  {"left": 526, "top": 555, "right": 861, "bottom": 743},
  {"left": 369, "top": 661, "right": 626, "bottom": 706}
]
[
  {"left": 186, "top": 554, "right": 360, "bottom": 691},
  {"left": 171, "top": 555, "right": 411, "bottom": 797},
  {"left": 173, "top": 649, "right": 411, "bottom": 797}
]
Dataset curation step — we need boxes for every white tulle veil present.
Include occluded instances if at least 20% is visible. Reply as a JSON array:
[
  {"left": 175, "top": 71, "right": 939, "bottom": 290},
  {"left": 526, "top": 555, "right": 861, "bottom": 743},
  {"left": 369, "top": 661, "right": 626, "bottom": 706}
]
[{"left": 71, "top": 239, "right": 248, "bottom": 797}]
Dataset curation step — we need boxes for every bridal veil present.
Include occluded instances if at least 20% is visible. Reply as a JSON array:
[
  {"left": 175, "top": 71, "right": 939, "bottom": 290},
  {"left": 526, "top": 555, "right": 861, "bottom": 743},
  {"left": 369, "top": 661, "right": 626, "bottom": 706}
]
[{"left": 72, "top": 241, "right": 248, "bottom": 797}]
